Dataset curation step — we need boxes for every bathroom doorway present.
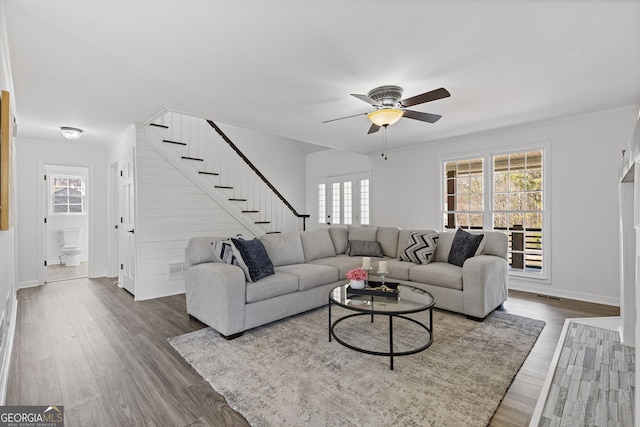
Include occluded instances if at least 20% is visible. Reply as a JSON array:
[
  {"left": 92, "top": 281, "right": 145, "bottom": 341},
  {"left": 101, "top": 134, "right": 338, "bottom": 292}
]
[{"left": 44, "top": 164, "right": 90, "bottom": 283}]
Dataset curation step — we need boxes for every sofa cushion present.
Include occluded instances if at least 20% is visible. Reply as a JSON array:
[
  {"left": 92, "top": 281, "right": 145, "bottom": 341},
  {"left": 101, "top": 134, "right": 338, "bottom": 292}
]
[
  {"left": 231, "top": 238, "right": 275, "bottom": 282},
  {"left": 275, "top": 264, "right": 339, "bottom": 291},
  {"left": 348, "top": 225, "right": 377, "bottom": 241},
  {"left": 300, "top": 229, "right": 336, "bottom": 262},
  {"left": 395, "top": 229, "right": 438, "bottom": 259},
  {"left": 377, "top": 226, "right": 400, "bottom": 258},
  {"left": 347, "top": 240, "right": 384, "bottom": 257},
  {"left": 448, "top": 228, "right": 485, "bottom": 267},
  {"left": 409, "top": 262, "right": 463, "bottom": 290},
  {"left": 384, "top": 259, "right": 415, "bottom": 281},
  {"left": 400, "top": 232, "right": 439, "bottom": 264},
  {"left": 259, "top": 232, "right": 305, "bottom": 267},
  {"left": 245, "top": 272, "right": 299, "bottom": 303},
  {"left": 308, "top": 255, "right": 371, "bottom": 279},
  {"left": 211, "top": 240, "right": 239, "bottom": 266},
  {"left": 187, "top": 236, "right": 219, "bottom": 266},
  {"left": 328, "top": 227, "right": 349, "bottom": 254}
]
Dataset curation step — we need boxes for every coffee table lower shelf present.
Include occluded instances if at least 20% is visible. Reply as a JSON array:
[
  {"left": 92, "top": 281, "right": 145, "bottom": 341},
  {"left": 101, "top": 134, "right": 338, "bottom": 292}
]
[{"left": 328, "top": 283, "right": 435, "bottom": 370}]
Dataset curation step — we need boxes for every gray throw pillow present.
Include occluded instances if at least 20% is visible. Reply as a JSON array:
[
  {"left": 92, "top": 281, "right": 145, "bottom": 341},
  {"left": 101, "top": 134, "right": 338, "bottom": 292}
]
[
  {"left": 448, "top": 229, "right": 484, "bottom": 267},
  {"left": 230, "top": 238, "right": 275, "bottom": 282},
  {"left": 347, "top": 239, "right": 384, "bottom": 257}
]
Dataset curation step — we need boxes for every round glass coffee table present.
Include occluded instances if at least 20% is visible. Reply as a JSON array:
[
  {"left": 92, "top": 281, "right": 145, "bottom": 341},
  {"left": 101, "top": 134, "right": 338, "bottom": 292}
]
[{"left": 328, "top": 282, "right": 435, "bottom": 370}]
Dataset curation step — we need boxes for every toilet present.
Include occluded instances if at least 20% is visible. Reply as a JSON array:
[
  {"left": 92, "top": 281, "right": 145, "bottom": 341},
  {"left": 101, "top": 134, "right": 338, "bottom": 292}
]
[{"left": 58, "top": 229, "right": 83, "bottom": 267}]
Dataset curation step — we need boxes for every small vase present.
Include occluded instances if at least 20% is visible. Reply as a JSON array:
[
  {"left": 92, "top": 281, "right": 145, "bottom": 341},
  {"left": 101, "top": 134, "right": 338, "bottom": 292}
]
[{"left": 350, "top": 279, "right": 365, "bottom": 289}]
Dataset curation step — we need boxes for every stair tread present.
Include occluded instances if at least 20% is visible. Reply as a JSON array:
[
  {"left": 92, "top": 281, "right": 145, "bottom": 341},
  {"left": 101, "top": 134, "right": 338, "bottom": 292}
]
[
  {"left": 181, "top": 156, "right": 204, "bottom": 161},
  {"left": 229, "top": 198, "right": 247, "bottom": 201},
  {"left": 150, "top": 123, "right": 169, "bottom": 128},
  {"left": 255, "top": 221, "right": 271, "bottom": 224},
  {"left": 163, "top": 139, "right": 187, "bottom": 146},
  {"left": 242, "top": 210, "right": 259, "bottom": 213},
  {"left": 215, "top": 186, "right": 233, "bottom": 189},
  {"left": 198, "top": 171, "right": 219, "bottom": 176}
]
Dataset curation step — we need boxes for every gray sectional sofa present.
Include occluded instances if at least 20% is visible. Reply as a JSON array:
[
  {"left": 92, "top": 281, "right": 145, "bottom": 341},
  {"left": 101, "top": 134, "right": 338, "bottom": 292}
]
[{"left": 184, "top": 226, "right": 509, "bottom": 338}]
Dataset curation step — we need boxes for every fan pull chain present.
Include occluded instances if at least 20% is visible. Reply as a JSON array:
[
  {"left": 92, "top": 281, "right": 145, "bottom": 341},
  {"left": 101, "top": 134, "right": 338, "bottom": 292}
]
[{"left": 382, "top": 125, "right": 388, "bottom": 160}]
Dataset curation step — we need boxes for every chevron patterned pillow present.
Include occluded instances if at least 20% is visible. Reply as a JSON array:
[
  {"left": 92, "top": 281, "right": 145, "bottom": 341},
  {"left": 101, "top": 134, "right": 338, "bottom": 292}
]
[
  {"left": 400, "top": 232, "right": 439, "bottom": 264},
  {"left": 211, "top": 240, "right": 239, "bottom": 266}
]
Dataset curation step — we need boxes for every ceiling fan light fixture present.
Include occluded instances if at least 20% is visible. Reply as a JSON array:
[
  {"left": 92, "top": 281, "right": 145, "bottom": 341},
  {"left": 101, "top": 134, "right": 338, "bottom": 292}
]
[
  {"left": 60, "top": 126, "right": 83, "bottom": 140},
  {"left": 367, "top": 108, "right": 403, "bottom": 127}
]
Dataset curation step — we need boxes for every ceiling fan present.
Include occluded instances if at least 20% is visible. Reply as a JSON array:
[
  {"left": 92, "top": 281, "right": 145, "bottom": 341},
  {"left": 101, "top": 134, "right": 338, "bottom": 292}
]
[{"left": 324, "top": 85, "right": 450, "bottom": 134}]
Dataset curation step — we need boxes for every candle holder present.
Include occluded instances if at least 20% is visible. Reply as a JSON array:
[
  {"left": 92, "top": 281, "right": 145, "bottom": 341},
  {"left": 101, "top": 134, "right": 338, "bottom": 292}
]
[
  {"left": 364, "top": 267, "right": 372, "bottom": 286},
  {"left": 377, "top": 270, "right": 388, "bottom": 286}
]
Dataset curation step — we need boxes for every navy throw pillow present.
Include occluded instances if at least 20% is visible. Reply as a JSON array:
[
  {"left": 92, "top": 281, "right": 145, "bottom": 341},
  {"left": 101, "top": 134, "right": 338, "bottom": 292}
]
[
  {"left": 230, "top": 238, "right": 275, "bottom": 282},
  {"left": 448, "top": 228, "right": 484, "bottom": 267}
]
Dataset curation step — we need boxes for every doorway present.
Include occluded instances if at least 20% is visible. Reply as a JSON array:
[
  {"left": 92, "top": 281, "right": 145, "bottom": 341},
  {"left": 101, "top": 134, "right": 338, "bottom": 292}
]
[{"left": 44, "top": 164, "right": 90, "bottom": 283}]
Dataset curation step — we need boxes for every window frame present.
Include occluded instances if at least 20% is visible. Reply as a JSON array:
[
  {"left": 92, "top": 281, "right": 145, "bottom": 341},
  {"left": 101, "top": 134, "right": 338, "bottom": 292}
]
[
  {"left": 439, "top": 143, "right": 550, "bottom": 282},
  {"left": 50, "top": 174, "right": 86, "bottom": 216}
]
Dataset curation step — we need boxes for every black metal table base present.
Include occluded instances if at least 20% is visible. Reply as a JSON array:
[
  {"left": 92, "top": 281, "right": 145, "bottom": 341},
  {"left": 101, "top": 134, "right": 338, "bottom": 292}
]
[{"left": 328, "top": 300, "right": 433, "bottom": 370}]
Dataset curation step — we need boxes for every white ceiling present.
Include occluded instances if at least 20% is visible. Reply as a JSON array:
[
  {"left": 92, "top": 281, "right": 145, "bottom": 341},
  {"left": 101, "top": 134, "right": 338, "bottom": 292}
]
[{"left": 5, "top": 0, "right": 640, "bottom": 154}]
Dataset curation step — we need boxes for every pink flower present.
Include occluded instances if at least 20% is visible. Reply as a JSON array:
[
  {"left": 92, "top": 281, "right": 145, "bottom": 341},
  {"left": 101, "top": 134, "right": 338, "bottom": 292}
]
[{"left": 346, "top": 267, "right": 368, "bottom": 281}]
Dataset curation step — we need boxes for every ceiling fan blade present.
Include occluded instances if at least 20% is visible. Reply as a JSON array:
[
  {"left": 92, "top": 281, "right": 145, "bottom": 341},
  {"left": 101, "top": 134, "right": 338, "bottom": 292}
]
[
  {"left": 401, "top": 87, "right": 450, "bottom": 108},
  {"left": 322, "top": 112, "right": 368, "bottom": 123},
  {"left": 367, "top": 123, "right": 380, "bottom": 134},
  {"left": 351, "top": 93, "right": 382, "bottom": 107},
  {"left": 403, "top": 110, "right": 442, "bottom": 123}
]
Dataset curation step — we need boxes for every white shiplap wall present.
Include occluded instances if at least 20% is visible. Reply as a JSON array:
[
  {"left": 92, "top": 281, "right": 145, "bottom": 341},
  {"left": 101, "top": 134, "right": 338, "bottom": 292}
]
[{"left": 134, "top": 136, "right": 251, "bottom": 300}]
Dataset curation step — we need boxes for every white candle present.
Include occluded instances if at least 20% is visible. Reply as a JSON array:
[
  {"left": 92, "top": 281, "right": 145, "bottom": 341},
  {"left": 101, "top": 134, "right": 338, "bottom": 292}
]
[
  {"left": 378, "top": 261, "right": 388, "bottom": 273},
  {"left": 362, "top": 257, "right": 371, "bottom": 269}
]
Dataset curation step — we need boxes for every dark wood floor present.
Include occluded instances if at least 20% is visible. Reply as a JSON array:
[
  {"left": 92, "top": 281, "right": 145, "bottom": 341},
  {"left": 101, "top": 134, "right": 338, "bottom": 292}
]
[{"left": 6, "top": 278, "right": 620, "bottom": 427}]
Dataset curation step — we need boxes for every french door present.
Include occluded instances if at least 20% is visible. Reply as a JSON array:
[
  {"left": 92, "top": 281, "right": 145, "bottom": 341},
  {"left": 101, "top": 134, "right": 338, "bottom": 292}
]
[{"left": 322, "top": 173, "right": 370, "bottom": 226}]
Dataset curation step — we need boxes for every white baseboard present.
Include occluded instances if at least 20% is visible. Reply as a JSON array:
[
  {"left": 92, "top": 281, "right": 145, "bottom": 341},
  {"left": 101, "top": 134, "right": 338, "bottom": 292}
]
[
  {"left": 509, "top": 282, "right": 620, "bottom": 307},
  {"left": 135, "top": 280, "right": 185, "bottom": 301},
  {"left": 0, "top": 297, "right": 18, "bottom": 404},
  {"left": 16, "top": 280, "right": 40, "bottom": 290}
]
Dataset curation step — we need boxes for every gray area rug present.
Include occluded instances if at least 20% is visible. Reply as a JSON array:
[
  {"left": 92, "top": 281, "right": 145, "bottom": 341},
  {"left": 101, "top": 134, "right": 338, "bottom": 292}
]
[{"left": 169, "top": 307, "right": 545, "bottom": 427}]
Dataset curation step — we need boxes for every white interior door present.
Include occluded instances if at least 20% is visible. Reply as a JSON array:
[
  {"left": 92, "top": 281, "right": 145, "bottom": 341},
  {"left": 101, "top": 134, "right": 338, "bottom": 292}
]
[{"left": 119, "top": 150, "right": 136, "bottom": 295}]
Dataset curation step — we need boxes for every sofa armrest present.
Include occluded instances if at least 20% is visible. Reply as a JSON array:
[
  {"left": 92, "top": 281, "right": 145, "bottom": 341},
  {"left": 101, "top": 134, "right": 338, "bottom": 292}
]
[
  {"left": 185, "top": 262, "right": 247, "bottom": 336},
  {"left": 462, "top": 255, "right": 508, "bottom": 319}
]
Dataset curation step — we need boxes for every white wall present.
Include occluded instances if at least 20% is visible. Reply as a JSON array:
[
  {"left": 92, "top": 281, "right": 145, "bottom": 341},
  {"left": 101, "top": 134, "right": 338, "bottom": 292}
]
[
  {"left": 45, "top": 165, "right": 89, "bottom": 264},
  {"left": 0, "top": 2, "right": 18, "bottom": 403},
  {"left": 307, "top": 106, "right": 638, "bottom": 305},
  {"left": 16, "top": 139, "right": 109, "bottom": 287}
]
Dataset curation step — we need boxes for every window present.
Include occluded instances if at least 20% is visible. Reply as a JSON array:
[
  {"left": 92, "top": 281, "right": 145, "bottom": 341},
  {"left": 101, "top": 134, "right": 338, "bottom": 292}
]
[
  {"left": 52, "top": 175, "right": 85, "bottom": 215},
  {"left": 442, "top": 148, "right": 546, "bottom": 278},
  {"left": 359, "top": 179, "right": 370, "bottom": 225},
  {"left": 343, "top": 182, "right": 352, "bottom": 225},
  {"left": 318, "top": 173, "right": 371, "bottom": 225},
  {"left": 443, "top": 158, "right": 484, "bottom": 230},
  {"left": 493, "top": 150, "right": 543, "bottom": 274},
  {"left": 317, "top": 183, "right": 326, "bottom": 224}
]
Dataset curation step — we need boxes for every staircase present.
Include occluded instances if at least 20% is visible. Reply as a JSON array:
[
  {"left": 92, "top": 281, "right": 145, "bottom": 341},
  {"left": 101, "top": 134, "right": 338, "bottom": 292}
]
[{"left": 144, "top": 110, "right": 309, "bottom": 235}]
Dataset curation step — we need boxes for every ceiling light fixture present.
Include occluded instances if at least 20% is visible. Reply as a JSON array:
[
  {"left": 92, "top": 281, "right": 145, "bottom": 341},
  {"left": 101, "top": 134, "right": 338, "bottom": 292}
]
[
  {"left": 367, "top": 108, "right": 404, "bottom": 127},
  {"left": 60, "top": 126, "right": 83, "bottom": 140}
]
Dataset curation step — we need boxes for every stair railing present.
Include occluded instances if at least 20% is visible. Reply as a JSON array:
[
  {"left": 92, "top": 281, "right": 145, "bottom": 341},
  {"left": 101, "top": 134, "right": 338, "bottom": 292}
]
[
  {"left": 151, "top": 110, "right": 309, "bottom": 232},
  {"left": 205, "top": 120, "right": 310, "bottom": 231}
]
